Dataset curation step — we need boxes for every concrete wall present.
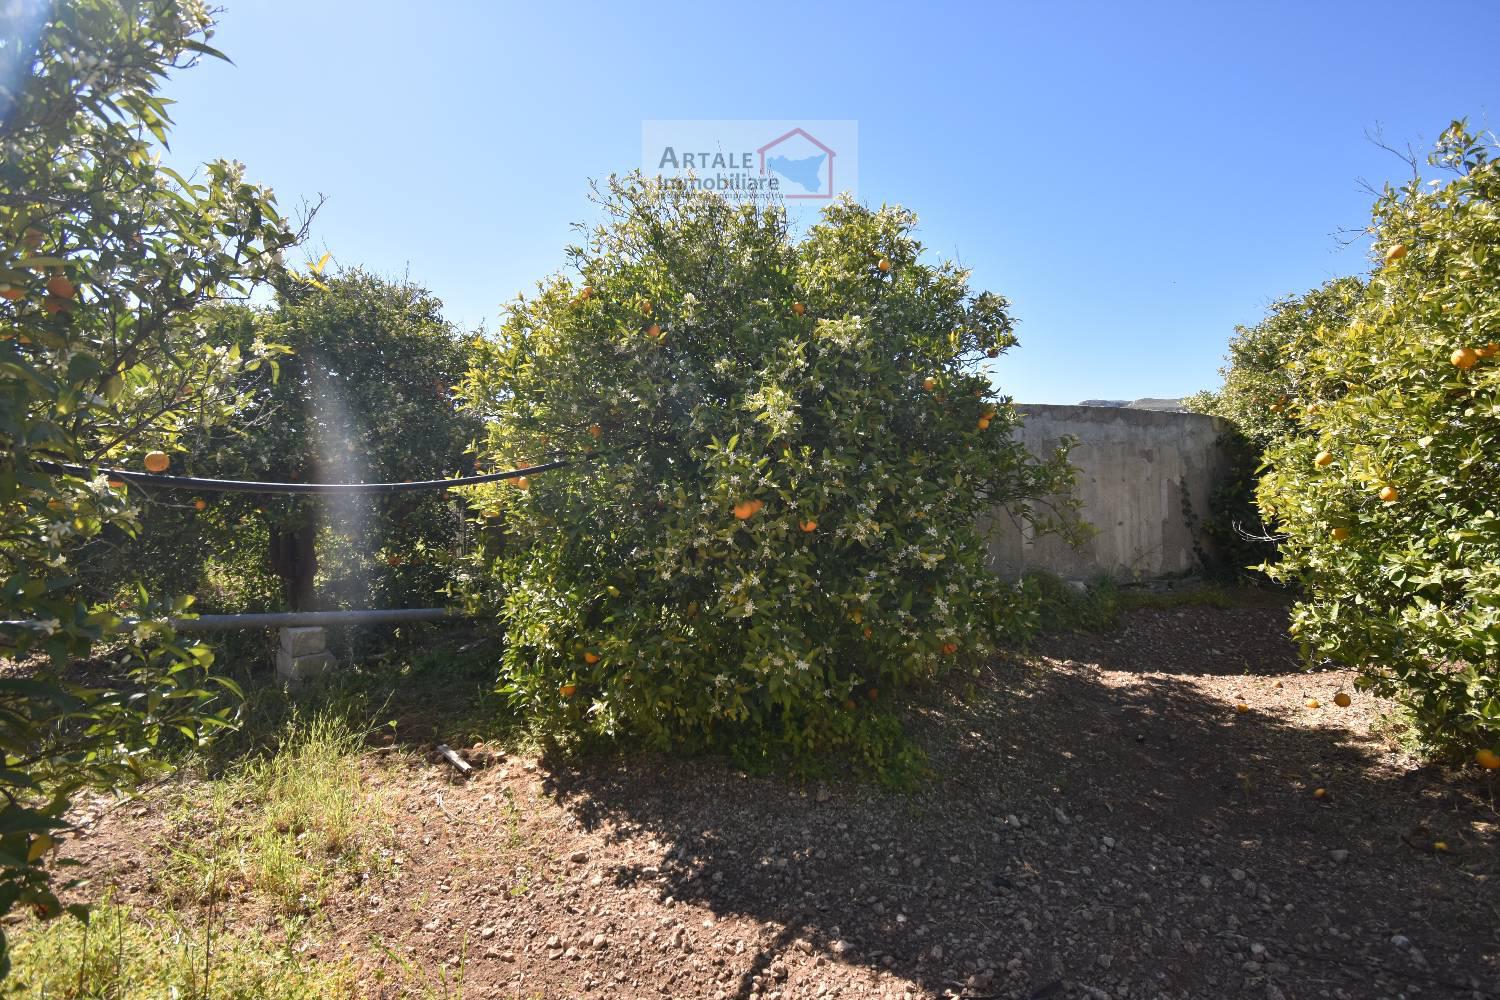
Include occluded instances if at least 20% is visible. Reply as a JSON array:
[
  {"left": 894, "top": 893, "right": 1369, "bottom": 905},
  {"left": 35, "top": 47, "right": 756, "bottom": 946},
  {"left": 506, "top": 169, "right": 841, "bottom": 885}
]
[{"left": 985, "top": 404, "right": 1232, "bottom": 581}]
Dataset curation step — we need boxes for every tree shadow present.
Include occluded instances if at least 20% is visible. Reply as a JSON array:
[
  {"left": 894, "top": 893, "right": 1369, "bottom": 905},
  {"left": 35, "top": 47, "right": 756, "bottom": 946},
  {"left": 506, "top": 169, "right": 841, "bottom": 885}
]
[{"left": 536, "top": 605, "right": 1499, "bottom": 1000}]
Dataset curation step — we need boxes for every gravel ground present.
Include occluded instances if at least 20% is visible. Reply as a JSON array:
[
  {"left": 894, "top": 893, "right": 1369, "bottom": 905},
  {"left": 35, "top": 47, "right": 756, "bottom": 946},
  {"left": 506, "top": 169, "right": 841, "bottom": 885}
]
[{"left": 60, "top": 602, "right": 1500, "bottom": 999}]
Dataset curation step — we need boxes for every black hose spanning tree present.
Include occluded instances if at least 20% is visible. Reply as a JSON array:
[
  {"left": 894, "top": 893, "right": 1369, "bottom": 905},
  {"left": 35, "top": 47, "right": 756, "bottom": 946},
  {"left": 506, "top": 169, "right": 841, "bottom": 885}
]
[{"left": 35, "top": 458, "right": 574, "bottom": 495}]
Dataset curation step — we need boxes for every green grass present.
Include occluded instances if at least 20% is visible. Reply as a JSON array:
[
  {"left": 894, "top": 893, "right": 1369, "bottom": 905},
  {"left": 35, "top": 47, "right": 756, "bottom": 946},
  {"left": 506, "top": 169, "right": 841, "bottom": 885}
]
[
  {"left": 1024, "top": 571, "right": 1237, "bottom": 635},
  {"left": 162, "top": 712, "right": 387, "bottom": 917},
  {"left": 5, "top": 903, "right": 356, "bottom": 999}
]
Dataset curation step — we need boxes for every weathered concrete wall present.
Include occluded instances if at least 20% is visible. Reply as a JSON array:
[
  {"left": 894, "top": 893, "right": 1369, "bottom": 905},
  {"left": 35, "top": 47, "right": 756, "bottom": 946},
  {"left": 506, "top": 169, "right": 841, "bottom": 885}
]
[{"left": 985, "top": 404, "right": 1232, "bottom": 580}]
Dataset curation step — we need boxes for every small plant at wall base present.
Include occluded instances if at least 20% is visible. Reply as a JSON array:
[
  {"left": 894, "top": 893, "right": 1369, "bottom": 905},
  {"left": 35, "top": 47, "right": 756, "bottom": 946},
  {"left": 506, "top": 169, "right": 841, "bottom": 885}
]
[
  {"left": 458, "top": 176, "right": 1079, "bottom": 777},
  {"left": 1257, "top": 122, "right": 1500, "bottom": 759}
]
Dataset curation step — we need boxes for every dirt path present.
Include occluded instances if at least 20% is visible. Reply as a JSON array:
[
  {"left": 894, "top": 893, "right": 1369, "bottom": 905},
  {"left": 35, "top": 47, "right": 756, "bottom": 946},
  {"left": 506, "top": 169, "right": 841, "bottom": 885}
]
[{"left": 60, "top": 603, "right": 1500, "bottom": 999}]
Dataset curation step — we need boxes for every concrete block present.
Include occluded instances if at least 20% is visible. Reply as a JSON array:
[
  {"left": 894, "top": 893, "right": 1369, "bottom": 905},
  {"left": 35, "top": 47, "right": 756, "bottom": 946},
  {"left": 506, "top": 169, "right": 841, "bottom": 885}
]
[
  {"left": 276, "top": 649, "right": 335, "bottom": 684},
  {"left": 279, "top": 626, "right": 327, "bottom": 656}
]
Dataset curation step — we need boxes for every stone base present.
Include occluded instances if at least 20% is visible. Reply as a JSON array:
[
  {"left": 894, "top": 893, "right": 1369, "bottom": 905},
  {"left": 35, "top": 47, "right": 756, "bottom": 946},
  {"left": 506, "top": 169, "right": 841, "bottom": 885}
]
[
  {"left": 276, "top": 649, "right": 335, "bottom": 684},
  {"left": 275, "top": 626, "right": 332, "bottom": 685}
]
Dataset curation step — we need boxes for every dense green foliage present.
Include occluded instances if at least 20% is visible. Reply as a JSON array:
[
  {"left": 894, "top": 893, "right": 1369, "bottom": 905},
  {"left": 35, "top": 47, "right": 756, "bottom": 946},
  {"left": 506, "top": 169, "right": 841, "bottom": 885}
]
[
  {"left": 80, "top": 272, "right": 481, "bottom": 613},
  {"left": 459, "top": 178, "right": 1076, "bottom": 772},
  {"left": 1234, "top": 123, "right": 1500, "bottom": 757},
  {"left": 0, "top": 1, "right": 302, "bottom": 971}
]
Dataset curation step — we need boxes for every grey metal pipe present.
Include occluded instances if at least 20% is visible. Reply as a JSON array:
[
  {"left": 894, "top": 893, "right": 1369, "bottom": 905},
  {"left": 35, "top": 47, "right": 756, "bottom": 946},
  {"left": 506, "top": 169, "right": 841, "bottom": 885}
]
[{"left": 169, "top": 608, "right": 459, "bottom": 631}]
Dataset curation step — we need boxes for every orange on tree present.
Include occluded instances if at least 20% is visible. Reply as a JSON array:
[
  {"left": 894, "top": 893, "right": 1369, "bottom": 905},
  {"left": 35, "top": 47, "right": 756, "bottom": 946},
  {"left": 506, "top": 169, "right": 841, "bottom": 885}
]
[
  {"left": 514, "top": 476, "right": 530, "bottom": 490},
  {"left": 941, "top": 642, "right": 958, "bottom": 656},
  {"left": 1333, "top": 691, "right": 1352, "bottom": 708},
  {"left": 0, "top": 285, "right": 22, "bottom": 301},
  {"left": 579, "top": 285, "right": 592, "bottom": 300},
  {"left": 45, "top": 274, "right": 73, "bottom": 299},
  {"left": 640, "top": 299, "right": 652, "bottom": 315},
  {"left": 792, "top": 301, "right": 805, "bottom": 316},
  {"left": 1476, "top": 748, "right": 1500, "bottom": 769},
  {"left": 41, "top": 295, "right": 69, "bottom": 314},
  {"left": 193, "top": 499, "right": 207, "bottom": 511},
  {"left": 877, "top": 257, "right": 891, "bottom": 272},
  {"left": 977, "top": 418, "right": 991, "bottom": 430},
  {"left": 922, "top": 376, "right": 937, "bottom": 392},
  {"left": 733, "top": 498, "right": 763, "bottom": 520},
  {"left": 560, "top": 683, "right": 578, "bottom": 699},
  {"left": 1378, "top": 485, "right": 1398, "bottom": 503},
  {"left": 1314, "top": 450, "right": 1334, "bottom": 467},
  {"left": 867, "top": 687, "right": 878, "bottom": 701},
  {"left": 799, "top": 519, "right": 817, "bottom": 533},
  {"left": 588, "top": 423, "right": 602, "bottom": 439},
  {"left": 1330, "top": 526, "right": 1350, "bottom": 541},
  {"left": 143, "top": 450, "right": 169, "bottom": 473},
  {"left": 583, "top": 651, "right": 600, "bottom": 665},
  {"left": 1452, "top": 346, "right": 1479, "bottom": 370},
  {"left": 1383, "top": 243, "right": 1407, "bottom": 265}
]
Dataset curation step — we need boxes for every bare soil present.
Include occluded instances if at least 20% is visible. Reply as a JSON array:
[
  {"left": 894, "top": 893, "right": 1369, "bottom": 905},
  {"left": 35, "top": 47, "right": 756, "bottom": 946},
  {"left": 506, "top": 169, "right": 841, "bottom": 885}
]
[{"left": 59, "top": 602, "right": 1500, "bottom": 999}]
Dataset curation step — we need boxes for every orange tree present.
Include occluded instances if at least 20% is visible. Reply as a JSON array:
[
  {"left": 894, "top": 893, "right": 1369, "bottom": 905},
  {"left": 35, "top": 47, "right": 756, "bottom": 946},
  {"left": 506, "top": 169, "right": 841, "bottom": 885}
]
[
  {"left": 1258, "top": 122, "right": 1500, "bottom": 759},
  {"left": 459, "top": 177, "right": 1075, "bottom": 774},
  {"left": 1184, "top": 277, "right": 1365, "bottom": 573},
  {"left": 0, "top": 1, "right": 300, "bottom": 964}
]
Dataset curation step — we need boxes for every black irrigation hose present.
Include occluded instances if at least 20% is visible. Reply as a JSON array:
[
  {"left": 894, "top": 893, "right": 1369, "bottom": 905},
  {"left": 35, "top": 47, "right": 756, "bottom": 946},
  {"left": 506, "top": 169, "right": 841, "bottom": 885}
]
[{"left": 34, "top": 457, "right": 575, "bottom": 495}]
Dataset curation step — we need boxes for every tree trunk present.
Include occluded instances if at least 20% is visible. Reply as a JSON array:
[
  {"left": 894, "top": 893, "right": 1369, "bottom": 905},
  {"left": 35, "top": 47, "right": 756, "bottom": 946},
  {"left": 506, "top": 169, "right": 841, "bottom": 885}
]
[{"left": 269, "top": 520, "right": 318, "bottom": 611}]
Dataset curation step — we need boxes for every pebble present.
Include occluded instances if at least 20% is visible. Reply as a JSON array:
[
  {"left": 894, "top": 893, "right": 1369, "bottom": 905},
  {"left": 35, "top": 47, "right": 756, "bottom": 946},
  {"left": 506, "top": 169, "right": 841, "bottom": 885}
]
[
  {"left": 569, "top": 850, "right": 589, "bottom": 863},
  {"left": 1328, "top": 849, "right": 1350, "bottom": 863}
]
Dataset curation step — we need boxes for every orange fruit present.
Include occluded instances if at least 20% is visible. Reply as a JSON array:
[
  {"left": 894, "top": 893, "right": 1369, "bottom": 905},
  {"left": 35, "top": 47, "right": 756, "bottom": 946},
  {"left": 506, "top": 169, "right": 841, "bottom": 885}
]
[
  {"left": 1333, "top": 691, "right": 1352, "bottom": 708},
  {"left": 645, "top": 323, "right": 661, "bottom": 339},
  {"left": 42, "top": 295, "right": 69, "bottom": 314},
  {"left": 640, "top": 300, "right": 652, "bottom": 315},
  {"left": 1313, "top": 787, "right": 1327, "bottom": 799},
  {"left": 977, "top": 418, "right": 991, "bottom": 430},
  {"left": 877, "top": 258, "right": 891, "bottom": 273},
  {"left": 1234, "top": 703, "right": 1250, "bottom": 714},
  {"left": 843, "top": 698, "right": 857, "bottom": 711},
  {"left": 583, "top": 652, "right": 600, "bottom": 665},
  {"left": 560, "top": 683, "right": 577, "bottom": 699},
  {"left": 0, "top": 285, "right": 22, "bottom": 301},
  {"left": 107, "top": 479, "right": 125, "bottom": 489},
  {"left": 867, "top": 687, "right": 878, "bottom": 701},
  {"left": 1378, "top": 485, "right": 1398, "bottom": 503},
  {"left": 1330, "top": 526, "right": 1350, "bottom": 541},
  {"left": 1476, "top": 748, "right": 1500, "bottom": 769},
  {"left": 1452, "top": 347, "right": 1479, "bottom": 370},
  {"left": 863, "top": 626, "right": 873, "bottom": 639},
  {"left": 193, "top": 499, "right": 207, "bottom": 511},
  {"left": 579, "top": 285, "right": 592, "bottom": 300},
  {"left": 1314, "top": 451, "right": 1334, "bottom": 467},
  {"left": 1305, "top": 698, "right": 1321, "bottom": 709},
  {"left": 792, "top": 302, "right": 805, "bottom": 316},
  {"left": 45, "top": 275, "right": 73, "bottom": 299},
  {"left": 143, "top": 451, "right": 169, "bottom": 473},
  {"left": 513, "top": 476, "right": 530, "bottom": 490},
  {"left": 799, "top": 519, "right": 817, "bottom": 533},
  {"left": 588, "top": 424, "right": 602, "bottom": 439},
  {"left": 941, "top": 642, "right": 958, "bottom": 656},
  {"left": 922, "top": 377, "right": 937, "bottom": 392},
  {"left": 1383, "top": 244, "right": 1407, "bottom": 265},
  {"left": 733, "top": 499, "right": 763, "bottom": 520}
]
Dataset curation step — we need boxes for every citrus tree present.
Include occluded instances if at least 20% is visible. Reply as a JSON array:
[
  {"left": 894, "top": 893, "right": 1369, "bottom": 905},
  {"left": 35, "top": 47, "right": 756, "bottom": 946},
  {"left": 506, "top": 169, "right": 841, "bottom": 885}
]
[
  {"left": 80, "top": 272, "right": 482, "bottom": 613},
  {"left": 0, "top": 1, "right": 301, "bottom": 967},
  {"left": 460, "top": 177, "right": 1076, "bottom": 773},
  {"left": 1258, "top": 122, "right": 1500, "bottom": 759},
  {"left": 1184, "top": 278, "right": 1365, "bottom": 574}
]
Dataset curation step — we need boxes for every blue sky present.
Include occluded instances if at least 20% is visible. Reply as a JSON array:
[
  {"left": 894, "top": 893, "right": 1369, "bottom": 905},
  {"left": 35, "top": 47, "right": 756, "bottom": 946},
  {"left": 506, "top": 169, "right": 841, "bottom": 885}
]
[{"left": 161, "top": 1, "right": 1497, "bottom": 404}]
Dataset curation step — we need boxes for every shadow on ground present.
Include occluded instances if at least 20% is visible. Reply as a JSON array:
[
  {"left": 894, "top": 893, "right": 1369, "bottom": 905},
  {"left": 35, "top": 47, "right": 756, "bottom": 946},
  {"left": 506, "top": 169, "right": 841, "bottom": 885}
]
[{"left": 534, "top": 604, "right": 1499, "bottom": 1000}]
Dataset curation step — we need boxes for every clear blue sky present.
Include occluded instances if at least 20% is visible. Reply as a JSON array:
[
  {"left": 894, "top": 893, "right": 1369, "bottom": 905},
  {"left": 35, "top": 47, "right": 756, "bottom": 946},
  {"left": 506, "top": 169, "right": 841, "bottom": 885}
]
[{"left": 161, "top": 0, "right": 1498, "bottom": 404}]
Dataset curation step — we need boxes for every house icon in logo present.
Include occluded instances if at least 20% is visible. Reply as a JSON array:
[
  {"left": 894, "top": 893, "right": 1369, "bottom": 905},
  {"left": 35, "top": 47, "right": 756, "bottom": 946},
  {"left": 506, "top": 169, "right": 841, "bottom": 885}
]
[{"left": 757, "top": 128, "right": 836, "bottom": 200}]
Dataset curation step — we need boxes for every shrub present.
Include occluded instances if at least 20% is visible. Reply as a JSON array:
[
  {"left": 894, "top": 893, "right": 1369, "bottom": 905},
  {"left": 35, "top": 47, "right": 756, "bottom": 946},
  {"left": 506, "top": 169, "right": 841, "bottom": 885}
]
[
  {"left": 459, "top": 177, "right": 1076, "bottom": 773},
  {"left": 1257, "top": 122, "right": 1500, "bottom": 755},
  {"left": 1185, "top": 277, "right": 1365, "bottom": 577}
]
